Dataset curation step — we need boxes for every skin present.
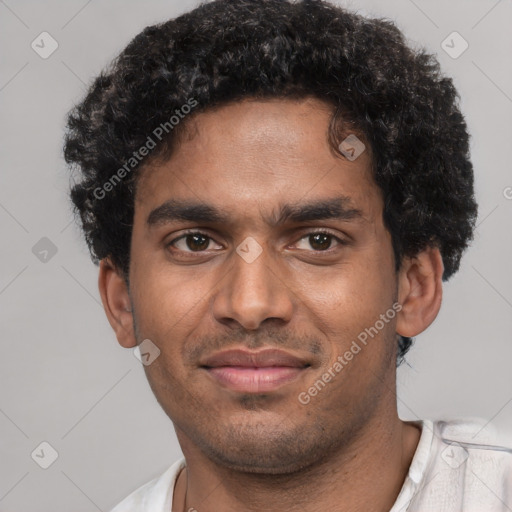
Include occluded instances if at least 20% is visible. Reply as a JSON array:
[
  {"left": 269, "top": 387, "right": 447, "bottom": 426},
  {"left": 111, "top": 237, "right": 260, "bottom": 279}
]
[{"left": 99, "top": 97, "right": 444, "bottom": 512}]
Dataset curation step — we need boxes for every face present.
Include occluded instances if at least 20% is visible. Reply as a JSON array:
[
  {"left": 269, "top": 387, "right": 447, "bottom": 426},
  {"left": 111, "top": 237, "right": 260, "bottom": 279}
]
[{"left": 127, "top": 98, "right": 401, "bottom": 473}]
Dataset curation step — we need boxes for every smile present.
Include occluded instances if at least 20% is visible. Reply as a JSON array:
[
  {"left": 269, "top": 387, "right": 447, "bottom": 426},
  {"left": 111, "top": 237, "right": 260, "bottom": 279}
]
[
  {"left": 200, "top": 348, "right": 310, "bottom": 393},
  {"left": 204, "top": 366, "right": 307, "bottom": 393}
]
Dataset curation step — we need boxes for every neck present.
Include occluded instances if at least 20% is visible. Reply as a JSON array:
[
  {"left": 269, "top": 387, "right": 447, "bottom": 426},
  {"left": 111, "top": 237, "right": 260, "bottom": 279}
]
[{"left": 173, "top": 411, "right": 421, "bottom": 512}]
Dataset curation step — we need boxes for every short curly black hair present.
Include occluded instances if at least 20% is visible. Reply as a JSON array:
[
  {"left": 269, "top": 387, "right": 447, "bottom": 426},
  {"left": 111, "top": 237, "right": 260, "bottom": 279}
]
[{"left": 64, "top": 0, "right": 478, "bottom": 363}]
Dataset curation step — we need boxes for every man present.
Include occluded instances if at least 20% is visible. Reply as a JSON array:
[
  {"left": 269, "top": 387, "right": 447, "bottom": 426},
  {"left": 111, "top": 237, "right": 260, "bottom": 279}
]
[{"left": 63, "top": 0, "right": 511, "bottom": 510}]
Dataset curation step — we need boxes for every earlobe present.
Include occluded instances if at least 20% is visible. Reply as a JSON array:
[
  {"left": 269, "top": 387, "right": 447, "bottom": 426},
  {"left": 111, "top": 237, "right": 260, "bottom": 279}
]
[
  {"left": 396, "top": 246, "right": 444, "bottom": 338},
  {"left": 98, "top": 258, "right": 137, "bottom": 348}
]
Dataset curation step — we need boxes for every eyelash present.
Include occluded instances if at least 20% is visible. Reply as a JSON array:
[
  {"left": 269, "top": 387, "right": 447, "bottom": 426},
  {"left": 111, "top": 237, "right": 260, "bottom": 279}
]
[{"left": 166, "top": 229, "right": 348, "bottom": 256}]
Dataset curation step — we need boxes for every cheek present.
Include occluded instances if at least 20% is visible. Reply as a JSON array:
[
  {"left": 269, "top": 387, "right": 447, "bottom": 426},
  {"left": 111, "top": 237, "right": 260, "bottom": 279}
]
[
  {"left": 299, "top": 241, "right": 396, "bottom": 351},
  {"left": 130, "top": 266, "right": 207, "bottom": 402},
  {"left": 302, "top": 268, "right": 398, "bottom": 410},
  {"left": 130, "top": 260, "right": 212, "bottom": 345}
]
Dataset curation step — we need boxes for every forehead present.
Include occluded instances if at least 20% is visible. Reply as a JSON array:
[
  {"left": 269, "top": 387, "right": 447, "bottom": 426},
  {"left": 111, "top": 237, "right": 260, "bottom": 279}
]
[{"left": 135, "top": 98, "right": 382, "bottom": 224}]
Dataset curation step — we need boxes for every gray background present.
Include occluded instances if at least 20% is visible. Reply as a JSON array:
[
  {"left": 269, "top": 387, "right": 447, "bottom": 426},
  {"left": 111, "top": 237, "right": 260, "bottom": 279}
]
[{"left": 1, "top": 0, "right": 511, "bottom": 510}]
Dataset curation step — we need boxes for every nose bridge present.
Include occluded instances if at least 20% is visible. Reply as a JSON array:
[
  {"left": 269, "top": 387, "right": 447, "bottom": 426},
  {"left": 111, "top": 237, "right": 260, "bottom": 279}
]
[
  {"left": 212, "top": 236, "right": 293, "bottom": 329},
  {"left": 233, "top": 237, "right": 274, "bottom": 298}
]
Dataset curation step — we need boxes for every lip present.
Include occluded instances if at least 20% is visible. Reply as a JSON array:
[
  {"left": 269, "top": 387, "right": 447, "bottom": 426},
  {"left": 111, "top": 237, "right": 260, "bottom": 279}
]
[
  {"left": 202, "top": 348, "right": 309, "bottom": 368},
  {"left": 201, "top": 348, "right": 310, "bottom": 393}
]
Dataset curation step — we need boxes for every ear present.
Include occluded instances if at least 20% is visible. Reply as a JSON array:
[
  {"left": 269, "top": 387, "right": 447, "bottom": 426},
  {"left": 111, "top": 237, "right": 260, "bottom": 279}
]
[
  {"left": 396, "top": 246, "right": 444, "bottom": 338},
  {"left": 98, "top": 258, "right": 137, "bottom": 348}
]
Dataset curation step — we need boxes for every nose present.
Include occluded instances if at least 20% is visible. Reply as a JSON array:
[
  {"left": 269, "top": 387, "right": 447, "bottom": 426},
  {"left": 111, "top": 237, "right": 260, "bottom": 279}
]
[{"left": 212, "top": 238, "right": 294, "bottom": 330}]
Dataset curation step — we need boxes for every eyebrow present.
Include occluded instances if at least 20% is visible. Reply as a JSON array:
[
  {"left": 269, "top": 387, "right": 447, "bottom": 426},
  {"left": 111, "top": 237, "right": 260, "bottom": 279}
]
[{"left": 146, "top": 196, "right": 364, "bottom": 228}]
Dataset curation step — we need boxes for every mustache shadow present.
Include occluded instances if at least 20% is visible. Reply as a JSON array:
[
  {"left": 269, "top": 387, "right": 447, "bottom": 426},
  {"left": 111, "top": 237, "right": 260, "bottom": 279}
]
[{"left": 184, "top": 327, "right": 323, "bottom": 363}]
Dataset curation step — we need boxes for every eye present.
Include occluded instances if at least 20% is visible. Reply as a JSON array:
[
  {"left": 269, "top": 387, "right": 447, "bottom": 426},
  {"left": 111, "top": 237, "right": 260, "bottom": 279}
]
[
  {"left": 294, "top": 231, "right": 346, "bottom": 252},
  {"left": 167, "top": 231, "right": 222, "bottom": 253},
  {"left": 166, "top": 229, "right": 347, "bottom": 257}
]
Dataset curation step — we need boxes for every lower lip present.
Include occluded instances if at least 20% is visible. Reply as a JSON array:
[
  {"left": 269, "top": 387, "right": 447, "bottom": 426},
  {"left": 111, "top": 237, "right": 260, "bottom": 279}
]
[{"left": 205, "top": 366, "right": 305, "bottom": 393}]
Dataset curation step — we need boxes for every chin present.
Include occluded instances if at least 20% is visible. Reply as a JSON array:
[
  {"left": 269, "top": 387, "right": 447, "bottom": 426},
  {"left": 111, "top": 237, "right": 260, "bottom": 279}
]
[{"left": 192, "top": 420, "right": 342, "bottom": 475}]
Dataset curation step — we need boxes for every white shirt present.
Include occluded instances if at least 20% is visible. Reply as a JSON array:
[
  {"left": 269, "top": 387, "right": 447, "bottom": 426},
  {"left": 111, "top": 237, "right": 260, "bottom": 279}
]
[{"left": 110, "top": 419, "right": 512, "bottom": 512}]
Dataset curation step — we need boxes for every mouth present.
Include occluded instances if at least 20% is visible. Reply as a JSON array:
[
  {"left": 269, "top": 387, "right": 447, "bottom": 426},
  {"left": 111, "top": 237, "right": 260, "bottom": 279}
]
[{"left": 200, "top": 348, "right": 311, "bottom": 393}]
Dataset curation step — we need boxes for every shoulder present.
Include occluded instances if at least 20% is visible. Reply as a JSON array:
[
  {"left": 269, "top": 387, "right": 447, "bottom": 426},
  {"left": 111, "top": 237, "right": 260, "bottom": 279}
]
[
  {"left": 432, "top": 417, "right": 512, "bottom": 468},
  {"left": 436, "top": 418, "right": 512, "bottom": 470},
  {"left": 420, "top": 418, "right": 512, "bottom": 510},
  {"left": 109, "top": 458, "right": 186, "bottom": 512}
]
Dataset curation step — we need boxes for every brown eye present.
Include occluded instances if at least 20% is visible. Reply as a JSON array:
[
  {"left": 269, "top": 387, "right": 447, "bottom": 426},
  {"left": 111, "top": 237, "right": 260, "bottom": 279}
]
[
  {"left": 308, "top": 233, "right": 332, "bottom": 251},
  {"left": 168, "top": 232, "right": 222, "bottom": 253},
  {"left": 295, "top": 231, "right": 343, "bottom": 252},
  {"left": 185, "top": 233, "right": 210, "bottom": 251}
]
